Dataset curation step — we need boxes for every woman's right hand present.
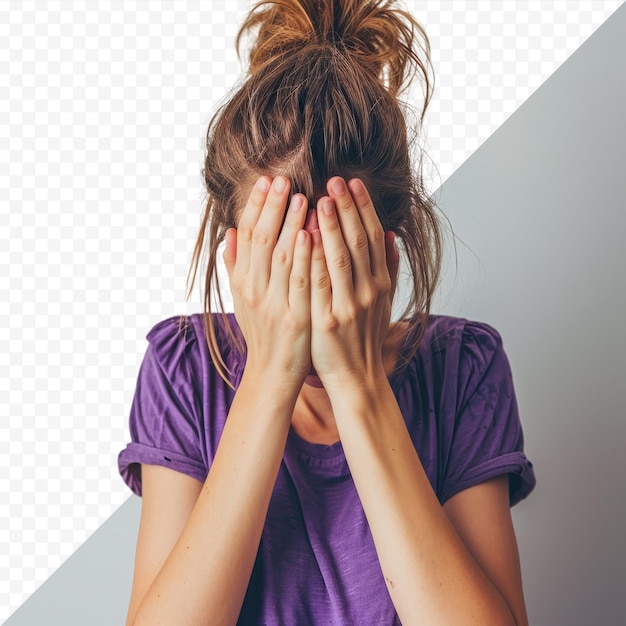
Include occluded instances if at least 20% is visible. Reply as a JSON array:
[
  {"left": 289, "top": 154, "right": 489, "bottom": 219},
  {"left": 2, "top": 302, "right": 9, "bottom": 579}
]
[{"left": 223, "top": 175, "right": 312, "bottom": 385}]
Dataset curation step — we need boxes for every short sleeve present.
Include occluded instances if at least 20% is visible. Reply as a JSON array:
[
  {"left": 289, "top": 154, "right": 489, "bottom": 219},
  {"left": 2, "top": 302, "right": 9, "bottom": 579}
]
[
  {"left": 440, "top": 321, "right": 537, "bottom": 507},
  {"left": 117, "top": 316, "right": 208, "bottom": 497}
]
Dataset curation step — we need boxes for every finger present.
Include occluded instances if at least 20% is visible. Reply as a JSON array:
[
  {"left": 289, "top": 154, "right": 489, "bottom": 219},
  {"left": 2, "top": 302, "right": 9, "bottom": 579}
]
[
  {"left": 309, "top": 229, "right": 332, "bottom": 319},
  {"left": 346, "top": 178, "right": 387, "bottom": 279},
  {"left": 288, "top": 229, "right": 312, "bottom": 320},
  {"left": 316, "top": 196, "right": 354, "bottom": 306},
  {"left": 326, "top": 176, "right": 371, "bottom": 281},
  {"left": 249, "top": 176, "right": 291, "bottom": 283},
  {"left": 236, "top": 176, "right": 272, "bottom": 277},
  {"left": 385, "top": 231, "right": 400, "bottom": 305},
  {"left": 223, "top": 227, "right": 237, "bottom": 280},
  {"left": 272, "top": 193, "right": 308, "bottom": 302}
]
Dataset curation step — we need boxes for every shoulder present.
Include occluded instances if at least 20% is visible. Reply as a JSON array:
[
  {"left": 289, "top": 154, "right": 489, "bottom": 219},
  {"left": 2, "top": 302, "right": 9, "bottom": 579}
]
[
  {"left": 430, "top": 315, "right": 509, "bottom": 396},
  {"left": 145, "top": 312, "right": 244, "bottom": 378},
  {"left": 395, "top": 314, "right": 511, "bottom": 406},
  {"left": 405, "top": 314, "right": 505, "bottom": 372},
  {"left": 144, "top": 315, "right": 199, "bottom": 367},
  {"left": 420, "top": 314, "right": 502, "bottom": 352}
]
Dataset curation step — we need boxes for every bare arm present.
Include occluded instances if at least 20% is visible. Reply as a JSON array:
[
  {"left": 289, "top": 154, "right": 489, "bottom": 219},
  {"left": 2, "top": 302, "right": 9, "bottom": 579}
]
[
  {"left": 328, "top": 379, "right": 519, "bottom": 625},
  {"left": 125, "top": 465, "right": 203, "bottom": 626},
  {"left": 128, "top": 175, "right": 312, "bottom": 625},
  {"left": 442, "top": 476, "right": 529, "bottom": 626},
  {"left": 129, "top": 373, "right": 299, "bottom": 626},
  {"left": 310, "top": 176, "right": 524, "bottom": 624}
]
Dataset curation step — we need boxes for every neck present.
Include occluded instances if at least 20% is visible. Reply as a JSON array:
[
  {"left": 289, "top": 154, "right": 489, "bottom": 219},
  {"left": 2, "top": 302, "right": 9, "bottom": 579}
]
[
  {"left": 290, "top": 321, "right": 408, "bottom": 445},
  {"left": 292, "top": 384, "right": 338, "bottom": 445}
]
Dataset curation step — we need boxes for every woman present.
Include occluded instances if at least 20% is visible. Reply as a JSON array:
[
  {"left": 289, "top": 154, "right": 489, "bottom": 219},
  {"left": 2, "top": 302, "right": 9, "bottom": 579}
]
[{"left": 118, "top": 1, "right": 536, "bottom": 624}]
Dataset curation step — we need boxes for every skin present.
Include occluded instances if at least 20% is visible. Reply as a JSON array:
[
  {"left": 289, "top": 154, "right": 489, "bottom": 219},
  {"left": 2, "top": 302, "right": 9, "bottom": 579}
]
[{"left": 126, "top": 175, "right": 529, "bottom": 626}]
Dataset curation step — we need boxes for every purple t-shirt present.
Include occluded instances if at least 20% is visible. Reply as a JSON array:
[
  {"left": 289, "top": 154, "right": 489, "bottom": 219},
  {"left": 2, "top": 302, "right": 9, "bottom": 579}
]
[{"left": 118, "top": 313, "right": 536, "bottom": 625}]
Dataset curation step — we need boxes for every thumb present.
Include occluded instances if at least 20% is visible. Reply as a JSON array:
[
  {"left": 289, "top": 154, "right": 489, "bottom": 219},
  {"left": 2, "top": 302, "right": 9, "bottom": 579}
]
[
  {"left": 385, "top": 231, "right": 400, "bottom": 304},
  {"left": 223, "top": 228, "right": 237, "bottom": 278}
]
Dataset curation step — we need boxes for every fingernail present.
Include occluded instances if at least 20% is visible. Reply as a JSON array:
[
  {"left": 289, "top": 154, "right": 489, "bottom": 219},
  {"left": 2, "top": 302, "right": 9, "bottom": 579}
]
[
  {"left": 274, "top": 176, "right": 287, "bottom": 193},
  {"left": 349, "top": 179, "right": 364, "bottom": 195},
  {"left": 257, "top": 177, "right": 270, "bottom": 192},
  {"left": 291, "top": 195, "right": 303, "bottom": 211},
  {"left": 331, "top": 178, "right": 346, "bottom": 195},
  {"left": 322, "top": 199, "right": 334, "bottom": 215}
]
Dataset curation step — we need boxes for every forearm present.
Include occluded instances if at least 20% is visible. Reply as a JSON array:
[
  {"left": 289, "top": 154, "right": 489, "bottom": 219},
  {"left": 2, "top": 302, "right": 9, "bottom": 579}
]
[
  {"left": 132, "top": 370, "right": 298, "bottom": 626},
  {"left": 329, "top": 377, "right": 516, "bottom": 626}
]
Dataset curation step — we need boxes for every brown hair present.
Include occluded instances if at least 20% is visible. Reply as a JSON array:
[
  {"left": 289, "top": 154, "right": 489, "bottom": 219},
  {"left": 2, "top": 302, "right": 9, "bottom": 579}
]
[{"left": 185, "top": 0, "right": 443, "bottom": 386}]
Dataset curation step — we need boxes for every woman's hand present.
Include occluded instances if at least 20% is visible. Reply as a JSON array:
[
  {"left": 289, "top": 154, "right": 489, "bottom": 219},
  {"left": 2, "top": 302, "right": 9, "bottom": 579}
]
[
  {"left": 309, "top": 177, "right": 400, "bottom": 392},
  {"left": 223, "top": 176, "right": 312, "bottom": 384}
]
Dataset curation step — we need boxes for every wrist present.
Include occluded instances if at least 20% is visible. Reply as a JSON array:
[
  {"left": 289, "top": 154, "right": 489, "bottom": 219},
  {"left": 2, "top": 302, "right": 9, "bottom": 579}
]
[
  {"left": 326, "top": 378, "right": 402, "bottom": 445},
  {"left": 244, "top": 347, "right": 310, "bottom": 377},
  {"left": 321, "top": 367, "right": 390, "bottom": 405},
  {"left": 239, "top": 364, "right": 305, "bottom": 405}
]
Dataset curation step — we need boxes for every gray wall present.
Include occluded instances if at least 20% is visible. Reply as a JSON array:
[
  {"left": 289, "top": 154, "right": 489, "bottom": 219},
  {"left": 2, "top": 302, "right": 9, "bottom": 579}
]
[
  {"left": 6, "top": 4, "right": 626, "bottom": 625},
  {"left": 431, "top": 4, "right": 626, "bottom": 623}
]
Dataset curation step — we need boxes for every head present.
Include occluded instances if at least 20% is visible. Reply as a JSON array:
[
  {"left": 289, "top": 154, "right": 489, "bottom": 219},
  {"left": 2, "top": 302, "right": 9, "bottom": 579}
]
[{"left": 186, "top": 0, "right": 443, "bottom": 386}]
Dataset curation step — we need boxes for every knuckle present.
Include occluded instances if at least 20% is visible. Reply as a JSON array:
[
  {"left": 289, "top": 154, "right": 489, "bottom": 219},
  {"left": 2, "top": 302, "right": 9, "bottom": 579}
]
[
  {"left": 272, "top": 246, "right": 289, "bottom": 266},
  {"left": 369, "top": 224, "right": 385, "bottom": 245},
  {"left": 377, "top": 274, "right": 392, "bottom": 292},
  {"left": 290, "top": 272, "right": 307, "bottom": 290},
  {"left": 252, "top": 228, "right": 271, "bottom": 247},
  {"left": 349, "top": 231, "right": 369, "bottom": 253},
  {"left": 360, "top": 288, "right": 377, "bottom": 308},
  {"left": 318, "top": 314, "right": 339, "bottom": 333},
  {"left": 332, "top": 249, "right": 352, "bottom": 271},
  {"left": 238, "top": 223, "right": 254, "bottom": 243},
  {"left": 314, "top": 272, "right": 331, "bottom": 291},
  {"left": 240, "top": 283, "right": 259, "bottom": 306},
  {"left": 240, "top": 292, "right": 257, "bottom": 308}
]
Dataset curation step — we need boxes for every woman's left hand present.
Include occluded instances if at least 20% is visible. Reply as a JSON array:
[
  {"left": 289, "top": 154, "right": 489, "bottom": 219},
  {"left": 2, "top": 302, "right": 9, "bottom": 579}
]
[{"left": 309, "top": 177, "right": 400, "bottom": 392}]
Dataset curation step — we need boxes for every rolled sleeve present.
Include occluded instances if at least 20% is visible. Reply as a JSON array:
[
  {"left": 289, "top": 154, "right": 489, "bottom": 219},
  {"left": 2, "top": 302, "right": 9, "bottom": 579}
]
[
  {"left": 440, "top": 321, "right": 537, "bottom": 507},
  {"left": 118, "top": 316, "right": 208, "bottom": 497}
]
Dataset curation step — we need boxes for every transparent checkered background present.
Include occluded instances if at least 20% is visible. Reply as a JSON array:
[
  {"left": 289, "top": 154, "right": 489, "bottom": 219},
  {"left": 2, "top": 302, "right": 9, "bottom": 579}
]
[{"left": 1, "top": 0, "right": 622, "bottom": 620}]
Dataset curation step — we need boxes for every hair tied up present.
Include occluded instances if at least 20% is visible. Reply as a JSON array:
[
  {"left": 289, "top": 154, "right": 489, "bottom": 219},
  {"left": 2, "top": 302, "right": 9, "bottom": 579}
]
[{"left": 237, "top": 0, "right": 433, "bottom": 100}]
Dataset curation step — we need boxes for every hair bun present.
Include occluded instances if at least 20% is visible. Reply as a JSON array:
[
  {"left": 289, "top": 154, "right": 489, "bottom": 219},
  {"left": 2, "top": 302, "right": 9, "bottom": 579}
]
[{"left": 237, "top": 0, "right": 432, "bottom": 98}]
